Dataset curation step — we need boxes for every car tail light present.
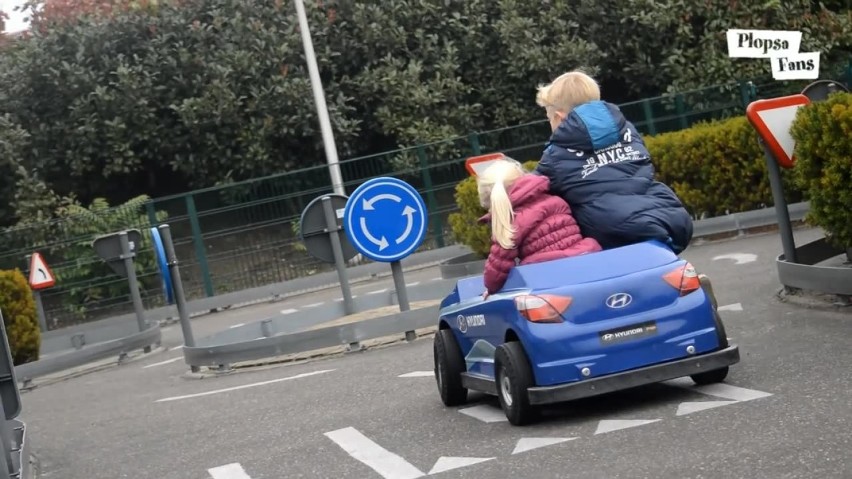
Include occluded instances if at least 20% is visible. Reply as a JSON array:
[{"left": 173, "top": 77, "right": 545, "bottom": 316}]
[
  {"left": 514, "top": 294, "right": 572, "bottom": 323},
  {"left": 663, "top": 262, "right": 701, "bottom": 296}
]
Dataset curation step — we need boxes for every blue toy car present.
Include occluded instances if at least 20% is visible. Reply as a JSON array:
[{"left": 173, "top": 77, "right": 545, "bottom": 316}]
[{"left": 433, "top": 240, "right": 740, "bottom": 425}]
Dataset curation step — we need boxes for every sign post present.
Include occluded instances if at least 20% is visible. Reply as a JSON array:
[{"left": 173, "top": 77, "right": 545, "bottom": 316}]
[
  {"left": 343, "top": 178, "right": 428, "bottom": 342},
  {"left": 746, "top": 94, "right": 811, "bottom": 265},
  {"left": 299, "top": 194, "right": 357, "bottom": 316},
  {"left": 93, "top": 230, "right": 151, "bottom": 353},
  {"left": 0, "top": 309, "right": 21, "bottom": 475},
  {"left": 156, "top": 225, "right": 199, "bottom": 373},
  {"left": 26, "top": 252, "right": 56, "bottom": 332}
]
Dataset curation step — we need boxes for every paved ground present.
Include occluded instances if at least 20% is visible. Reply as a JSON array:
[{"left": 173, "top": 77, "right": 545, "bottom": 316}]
[{"left": 21, "top": 228, "right": 852, "bottom": 479}]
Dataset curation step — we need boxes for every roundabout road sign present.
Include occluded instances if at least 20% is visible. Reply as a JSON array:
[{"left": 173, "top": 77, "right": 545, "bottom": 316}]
[{"left": 343, "top": 177, "right": 428, "bottom": 263}]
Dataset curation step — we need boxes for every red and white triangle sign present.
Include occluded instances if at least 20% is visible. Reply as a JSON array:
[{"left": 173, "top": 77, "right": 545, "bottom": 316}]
[
  {"left": 745, "top": 94, "right": 811, "bottom": 169},
  {"left": 29, "top": 252, "right": 56, "bottom": 290}
]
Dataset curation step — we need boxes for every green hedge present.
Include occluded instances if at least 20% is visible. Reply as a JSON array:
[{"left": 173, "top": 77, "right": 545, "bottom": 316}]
[
  {"left": 0, "top": 269, "right": 40, "bottom": 365},
  {"left": 449, "top": 115, "right": 810, "bottom": 257},
  {"left": 790, "top": 92, "right": 852, "bottom": 249}
]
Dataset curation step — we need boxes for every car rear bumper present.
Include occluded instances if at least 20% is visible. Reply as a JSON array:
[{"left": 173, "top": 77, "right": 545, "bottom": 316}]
[{"left": 526, "top": 344, "right": 740, "bottom": 406}]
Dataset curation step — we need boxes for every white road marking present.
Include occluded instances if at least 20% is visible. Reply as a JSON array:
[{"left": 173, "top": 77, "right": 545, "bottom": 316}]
[
  {"left": 594, "top": 419, "right": 661, "bottom": 434},
  {"left": 367, "top": 288, "right": 389, "bottom": 295},
  {"left": 398, "top": 371, "right": 433, "bottom": 378},
  {"left": 430, "top": 277, "right": 442, "bottom": 282},
  {"left": 512, "top": 437, "right": 577, "bottom": 454},
  {"left": 208, "top": 463, "right": 251, "bottom": 479},
  {"left": 155, "top": 369, "right": 334, "bottom": 403},
  {"left": 405, "top": 282, "right": 420, "bottom": 287},
  {"left": 229, "top": 323, "right": 245, "bottom": 329},
  {"left": 458, "top": 405, "right": 508, "bottom": 423},
  {"left": 666, "top": 378, "right": 774, "bottom": 402},
  {"left": 280, "top": 308, "right": 298, "bottom": 315},
  {"left": 333, "top": 296, "right": 357, "bottom": 301},
  {"left": 718, "top": 303, "right": 743, "bottom": 311},
  {"left": 676, "top": 400, "right": 737, "bottom": 416},
  {"left": 428, "top": 456, "right": 494, "bottom": 474},
  {"left": 170, "top": 345, "right": 184, "bottom": 351},
  {"left": 712, "top": 253, "right": 757, "bottom": 264},
  {"left": 302, "top": 302, "right": 324, "bottom": 308},
  {"left": 325, "top": 427, "right": 425, "bottom": 479},
  {"left": 142, "top": 356, "right": 183, "bottom": 369}
]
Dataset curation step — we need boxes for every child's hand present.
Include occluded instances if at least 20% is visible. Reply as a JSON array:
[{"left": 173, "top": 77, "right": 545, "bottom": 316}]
[{"left": 482, "top": 290, "right": 490, "bottom": 300}]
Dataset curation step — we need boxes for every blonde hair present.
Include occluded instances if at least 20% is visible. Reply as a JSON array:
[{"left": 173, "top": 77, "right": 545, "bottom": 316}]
[
  {"left": 535, "top": 69, "right": 601, "bottom": 115},
  {"left": 477, "top": 158, "right": 526, "bottom": 250}
]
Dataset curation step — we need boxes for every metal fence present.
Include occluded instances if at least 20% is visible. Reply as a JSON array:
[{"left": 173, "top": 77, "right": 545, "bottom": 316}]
[{"left": 1, "top": 68, "right": 849, "bottom": 330}]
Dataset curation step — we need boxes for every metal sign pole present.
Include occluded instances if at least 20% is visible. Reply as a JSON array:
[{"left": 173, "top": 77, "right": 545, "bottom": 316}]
[
  {"left": 33, "top": 290, "right": 48, "bottom": 332},
  {"left": 760, "top": 139, "right": 798, "bottom": 264},
  {"left": 390, "top": 261, "right": 415, "bottom": 341},
  {"left": 0, "top": 309, "right": 20, "bottom": 476},
  {"left": 321, "top": 196, "right": 354, "bottom": 315},
  {"left": 157, "top": 225, "right": 199, "bottom": 373},
  {"left": 118, "top": 231, "right": 151, "bottom": 353}
]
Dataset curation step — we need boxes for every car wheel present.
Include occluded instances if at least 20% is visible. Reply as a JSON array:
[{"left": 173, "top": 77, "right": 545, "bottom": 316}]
[
  {"left": 434, "top": 329, "right": 468, "bottom": 406},
  {"left": 495, "top": 341, "right": 537, "bottom": 426},
  {"left": 691, "top": 366, "right": 729, "bottom": 385}
]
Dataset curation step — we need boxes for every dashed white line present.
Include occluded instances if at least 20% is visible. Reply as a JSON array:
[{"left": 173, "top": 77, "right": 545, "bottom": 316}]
[
  {"left": 367, "top": 288, "right": 389, "bottom": 295},
  {"left": 325, "top": 427, "right": 425, "bottom": 479},
  {"left": 208, "top": 463, "right": 252, "bottom": 479},
  {"left": 143, "top": 356, "right": 183, "bottom": 369},
  {"left": 280, "top": 308, "right": 298, "bottom": 315},
  {"left": 718, "top": 303, "right": 743, "bottom": 312},
  {"left": 398, "top": 371, "right": 433, "bottom": 378},
  {"left": 155, "top": 369, "right": 335, "bottom": 403},
  {"left": 430, "top": 277, "right": 442, "bottom": 281},
  {"left": 229, "top": 323, "right": 245, "bottom": 329},
  {"left": 405, "top": 282, "right": 420, "bottom": 287},
  {"left": 302, "top": 302, "right": 324, "bottom": 308}
]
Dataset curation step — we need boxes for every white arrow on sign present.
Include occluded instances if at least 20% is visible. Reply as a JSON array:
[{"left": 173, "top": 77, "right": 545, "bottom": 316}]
[
  {"left": 363, "top": 193, "right": 401, "bottom": 210},
  {"left": 360, "top": 217, "right": 389, "bottom": 251},
  {"left": 395, "top": 205, "right": 417, "bottom": 244},
  {"left": 712, "top": 253, "right": 757, "bottom": 265}
]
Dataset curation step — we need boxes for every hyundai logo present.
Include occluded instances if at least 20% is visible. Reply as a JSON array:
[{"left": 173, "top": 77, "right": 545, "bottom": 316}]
[
  {"left": 457, "top": 314, "right": 468, "bottom": 333},
  {"left": 605, "top": 293, "right": 633, "bottom": 309}
]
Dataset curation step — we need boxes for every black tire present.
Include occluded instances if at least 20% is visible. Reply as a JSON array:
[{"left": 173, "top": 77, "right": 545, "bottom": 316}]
[
  {"left": 494, "top": 341, "right": 538, "bottom": 426},
  {"left": 691, "top": 366, "right": 729, "bottom": 385},
  {"left": 434, "top": 329, "right": 468, "bottom": 406}
]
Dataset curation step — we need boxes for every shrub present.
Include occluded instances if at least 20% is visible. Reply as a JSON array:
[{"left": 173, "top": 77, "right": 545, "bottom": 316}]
[
  {"left": 0, "top": 269, "right": 40, "bottom": 365},
  {"left": 449, "top": 117, "right": 809, "bottom": 257},
  {"left": 790, "top": 92, "right": 852, "bottom": 249}
]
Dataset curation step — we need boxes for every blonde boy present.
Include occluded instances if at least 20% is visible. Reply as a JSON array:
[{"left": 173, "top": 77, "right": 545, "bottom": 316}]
[{"left": 532, "top": 70, "right": 694, "bottom": 254}]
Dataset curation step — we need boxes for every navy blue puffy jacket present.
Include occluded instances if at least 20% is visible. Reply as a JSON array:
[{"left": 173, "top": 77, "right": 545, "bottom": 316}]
[{"left": 534, "top": 100, "right": 693, "bottom": 253}]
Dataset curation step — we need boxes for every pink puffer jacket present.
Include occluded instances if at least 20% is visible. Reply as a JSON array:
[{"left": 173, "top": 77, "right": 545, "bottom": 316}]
[{"left": 480, "top": 174, "right": 602, "bottom": 294}]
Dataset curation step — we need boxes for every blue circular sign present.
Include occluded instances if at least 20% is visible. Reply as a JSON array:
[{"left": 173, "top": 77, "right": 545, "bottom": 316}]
[
  {"left": 343, "top": 177, "right": 428, "bottom": 263},
  {"left": 150, "top": 227, "right": 175, "bottom": 304}
]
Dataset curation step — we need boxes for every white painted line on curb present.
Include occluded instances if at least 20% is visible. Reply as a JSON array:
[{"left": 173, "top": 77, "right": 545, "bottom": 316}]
[
  {"left": 229, "top": 323, "right": 245, "bottom": 329},
  {"left": 155, "top": 369, "right": 335, "bottom": 403},
  {"left": 718, "top": 303, "right": 743, "bottom": 312},
  {"left": 325, "top": 427, "right": 425, "bottom": 479},
  {"left": 143, "top": 357, "right": 183, "bottom": 369},
  {"left": 281, "top": 308, "right": 298, "bottom": 315},
  {"left": 367, "top": 288, "right": 388, "bottom": 295},
  {"left": 208, "top": 463, "right": 251, "bottom": 479}
]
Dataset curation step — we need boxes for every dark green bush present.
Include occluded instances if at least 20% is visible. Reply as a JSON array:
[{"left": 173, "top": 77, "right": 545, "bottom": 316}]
[
  {"left": 0, "top": 268, "right": 40, "bottom": 365},
  {"left": 790, "top": 92, "right": 852, "bottom": 249}
]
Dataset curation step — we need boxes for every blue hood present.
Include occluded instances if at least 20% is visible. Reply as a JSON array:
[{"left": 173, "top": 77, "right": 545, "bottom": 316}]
[{"left": 534, "top": 101, "right": 694, "bottom": 253}]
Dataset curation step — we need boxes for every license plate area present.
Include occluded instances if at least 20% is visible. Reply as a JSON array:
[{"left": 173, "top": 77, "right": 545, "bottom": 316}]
[{"left": 598, "top": 320, "right": 658, "bottom": 345}]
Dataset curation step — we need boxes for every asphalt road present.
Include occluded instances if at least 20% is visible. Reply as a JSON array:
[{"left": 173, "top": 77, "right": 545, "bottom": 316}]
[{"left": 21, "top": 228, "right": 852, "bottom": 479}]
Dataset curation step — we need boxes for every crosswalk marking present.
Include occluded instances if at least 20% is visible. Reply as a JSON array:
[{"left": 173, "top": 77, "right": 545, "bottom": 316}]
[
  {"left": 208, "top": 463, "right": 251, "bottom": 479},
  {"left": 325, "top": 427, "right": 425, "bottom": 479}
]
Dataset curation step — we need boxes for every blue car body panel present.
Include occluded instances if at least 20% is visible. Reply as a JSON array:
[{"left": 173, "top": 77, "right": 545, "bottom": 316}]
[{"left": 438, "top": 240, "right": 724, "bottom": 388}]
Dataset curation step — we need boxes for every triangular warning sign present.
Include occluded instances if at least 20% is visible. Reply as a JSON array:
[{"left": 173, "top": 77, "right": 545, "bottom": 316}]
[
  {"left": 745, "top": 94, "right": 811, "bottom": 169},
  {"left": 29, "top": 252, "right": 56, "bottom": 290}
]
